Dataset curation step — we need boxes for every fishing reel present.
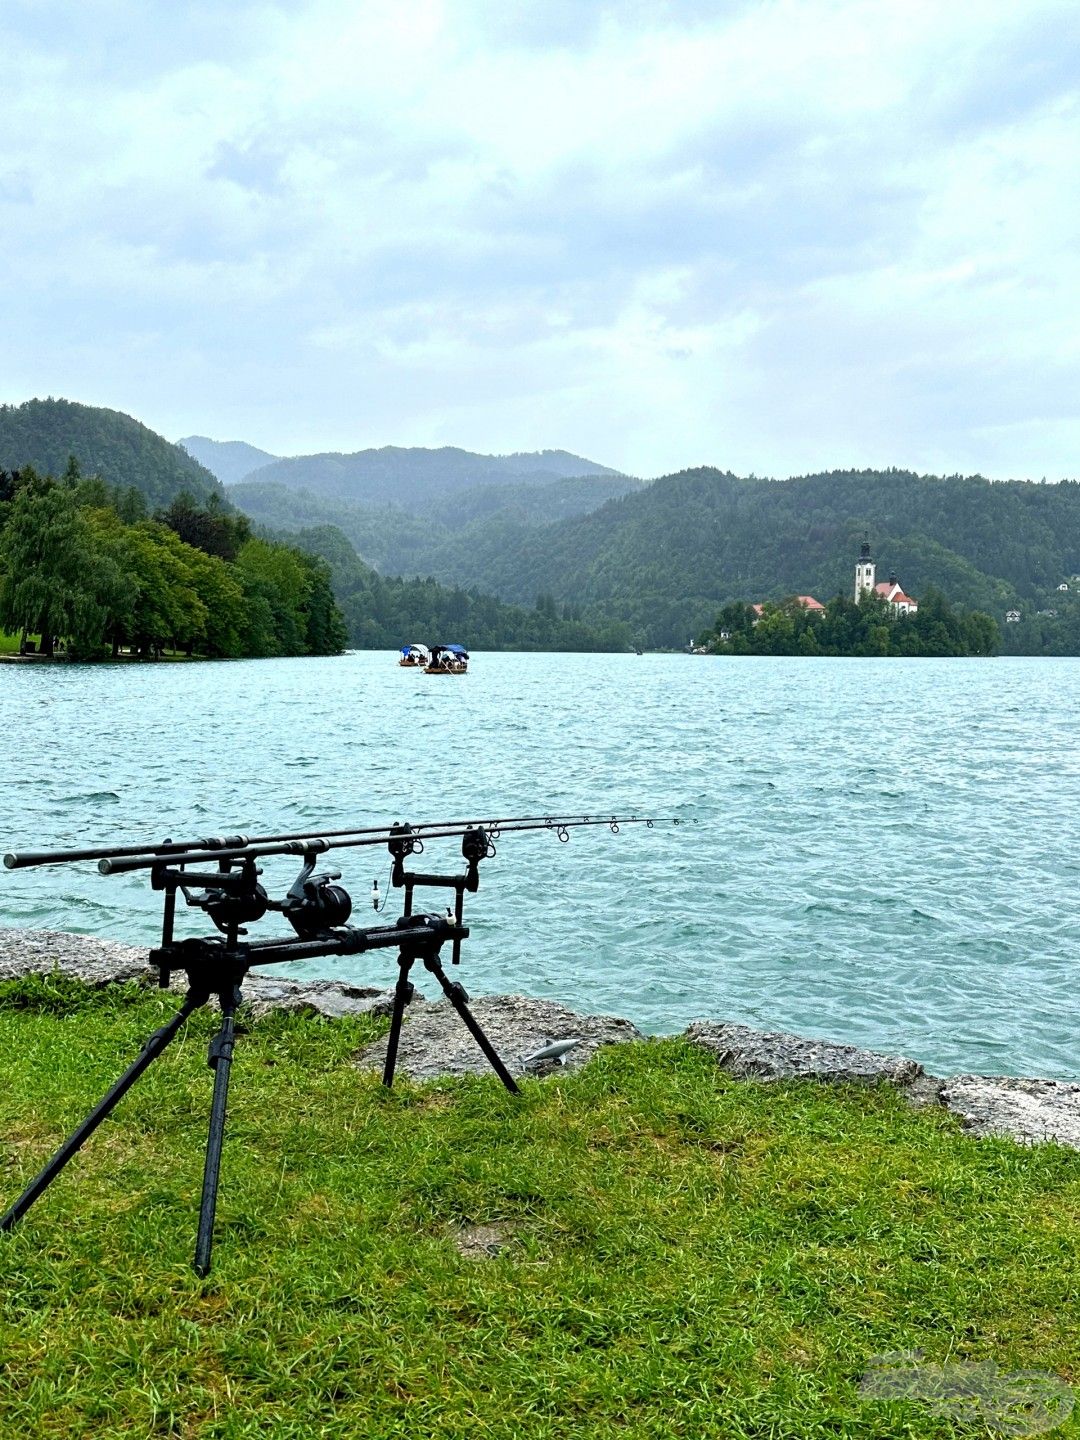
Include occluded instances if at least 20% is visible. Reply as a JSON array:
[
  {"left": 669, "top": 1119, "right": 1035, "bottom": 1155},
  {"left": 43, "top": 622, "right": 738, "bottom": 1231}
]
[
  {"left": 154, "top": 857, "right": 270, "bottom": 938},
  {"left": 277, "top": 852, "right": 353, "bottom": 939}
]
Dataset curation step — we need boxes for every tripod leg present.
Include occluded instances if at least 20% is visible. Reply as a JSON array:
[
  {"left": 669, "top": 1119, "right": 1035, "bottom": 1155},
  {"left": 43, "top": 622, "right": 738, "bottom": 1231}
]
[
  {"left": 424, "top": 958, "right": 520, "bottom": 1095},
  {"left": 1, "top": 988, "right": 205, "bottom": 1233},
  {"left": 193, "top": 986, "right": 241, "bottom": 1278},
  {"left": 382, "top": 952, "right": 416, "bottom": 1088}
]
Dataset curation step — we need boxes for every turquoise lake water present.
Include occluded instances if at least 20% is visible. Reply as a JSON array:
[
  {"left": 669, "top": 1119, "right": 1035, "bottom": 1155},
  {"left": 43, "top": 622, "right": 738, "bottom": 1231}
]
[{"left": 0, "top": 652, "right": 1076, "bottom": 1081}]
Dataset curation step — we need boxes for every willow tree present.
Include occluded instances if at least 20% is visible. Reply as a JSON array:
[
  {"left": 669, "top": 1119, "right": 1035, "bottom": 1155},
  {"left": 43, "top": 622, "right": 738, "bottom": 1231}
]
[{"left": 0, "top": 484, "right": 102, "bottom": 654}]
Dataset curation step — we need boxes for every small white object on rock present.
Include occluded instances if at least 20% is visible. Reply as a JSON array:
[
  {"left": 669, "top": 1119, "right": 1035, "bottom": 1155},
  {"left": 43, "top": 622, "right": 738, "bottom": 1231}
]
[{"left": 357, "top": 994, "right": 640, "bottom": 1080}]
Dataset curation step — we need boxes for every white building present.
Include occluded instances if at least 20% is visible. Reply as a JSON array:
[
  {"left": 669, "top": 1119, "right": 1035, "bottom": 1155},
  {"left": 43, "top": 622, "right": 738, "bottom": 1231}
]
[
  {"left": 854, "top": 537, "right": 919, "bottom": 614},
  {"left": 1005, "top": 609, "right": 1022, "bottom": 623}
]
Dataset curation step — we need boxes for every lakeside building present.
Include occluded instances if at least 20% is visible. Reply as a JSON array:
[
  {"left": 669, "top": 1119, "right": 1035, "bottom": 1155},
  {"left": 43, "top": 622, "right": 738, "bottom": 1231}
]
[
  {"left": 854, "top": 537, "right": 919, "bottom": 615},
  {"left": 749, "top": 595, "right": 825, "bottom": 623}
]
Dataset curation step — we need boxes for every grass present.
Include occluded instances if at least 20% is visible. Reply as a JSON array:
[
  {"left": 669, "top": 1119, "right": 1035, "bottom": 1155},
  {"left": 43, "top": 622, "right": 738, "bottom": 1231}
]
[{"left": 0, "top": 974, "right": 1077, "bottom": 1439}]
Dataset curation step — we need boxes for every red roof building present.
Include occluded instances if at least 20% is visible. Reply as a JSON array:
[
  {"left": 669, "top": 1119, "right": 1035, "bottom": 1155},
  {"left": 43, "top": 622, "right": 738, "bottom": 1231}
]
[{"left": 874, "top": 579, "right": 918, "bottom": 614}]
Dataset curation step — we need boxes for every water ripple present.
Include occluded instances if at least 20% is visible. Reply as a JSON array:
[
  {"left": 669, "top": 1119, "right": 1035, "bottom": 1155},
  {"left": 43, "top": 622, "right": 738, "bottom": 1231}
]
[{"left": 0, "top": 653, "right": 1077, "bottom": 1080}]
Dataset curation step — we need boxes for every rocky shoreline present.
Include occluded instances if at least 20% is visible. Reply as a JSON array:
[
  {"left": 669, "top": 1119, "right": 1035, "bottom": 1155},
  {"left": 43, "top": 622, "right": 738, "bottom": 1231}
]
[{"left": 2, "top": 926, "right": 1078, "bottom": 1150}]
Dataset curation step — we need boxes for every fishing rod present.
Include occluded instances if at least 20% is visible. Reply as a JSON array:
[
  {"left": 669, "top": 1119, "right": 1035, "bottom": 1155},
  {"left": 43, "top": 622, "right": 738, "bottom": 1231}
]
[
  {"left": 1, "top": 808, "right": 684, "bottom": 1277},
  {"left": 93, "top": 814, "right": 673, "bottom": 875},
  {"left": 2, "top": 812, "right": 640, "bottom": 871}
]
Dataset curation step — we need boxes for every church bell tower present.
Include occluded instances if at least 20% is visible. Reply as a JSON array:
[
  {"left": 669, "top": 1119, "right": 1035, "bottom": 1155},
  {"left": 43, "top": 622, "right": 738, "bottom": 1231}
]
[{"left": 855, "top": 535, "right": 875, "bottom": 601}]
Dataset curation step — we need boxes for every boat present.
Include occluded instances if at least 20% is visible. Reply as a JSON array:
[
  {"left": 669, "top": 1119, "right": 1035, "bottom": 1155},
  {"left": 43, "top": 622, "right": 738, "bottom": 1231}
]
[
  {"left": 425, "top": 643, "right": 469, "bottom": 674},
  {"left": 399, "top": 643, "right": 430, "bottom": 668}
]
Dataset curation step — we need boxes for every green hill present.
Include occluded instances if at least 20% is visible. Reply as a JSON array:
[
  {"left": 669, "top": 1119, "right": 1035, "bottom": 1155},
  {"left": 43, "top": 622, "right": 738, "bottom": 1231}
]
[
  {"left": 242, "top": 444, "right": 623, "bottom": 509},
  {"left": 401, "top": 467, "right": 1080, "bottom": 647},
  {"left": 0, "top": 399, "right": 224, "bottom": 508},
  {"left": 231, "top": 471, "right": 645, "bottom": 576},
  {"left": 287, "top": 524, "right": 630, "bottom": 651}
]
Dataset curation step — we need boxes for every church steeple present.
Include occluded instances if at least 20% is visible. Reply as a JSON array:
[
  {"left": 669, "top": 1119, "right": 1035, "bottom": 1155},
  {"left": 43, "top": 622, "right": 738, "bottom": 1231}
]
[{"left": 855, "top": 533, "right": 876, "bottom": 601}]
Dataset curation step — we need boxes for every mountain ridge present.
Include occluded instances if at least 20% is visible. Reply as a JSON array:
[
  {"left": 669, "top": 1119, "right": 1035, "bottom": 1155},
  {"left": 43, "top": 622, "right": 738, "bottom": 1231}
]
[{"left": 179, "top": 436, "right": 280, "bottom": 487}]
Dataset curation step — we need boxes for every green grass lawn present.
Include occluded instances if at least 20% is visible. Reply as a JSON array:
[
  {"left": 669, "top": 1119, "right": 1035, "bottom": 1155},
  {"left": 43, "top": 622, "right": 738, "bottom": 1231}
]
[{"left": 1, "top": 975, "right": 1077, "bottom": 1439}]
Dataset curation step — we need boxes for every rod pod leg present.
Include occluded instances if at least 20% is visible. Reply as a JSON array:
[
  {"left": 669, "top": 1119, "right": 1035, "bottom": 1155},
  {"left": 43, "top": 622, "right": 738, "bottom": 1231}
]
[
  {"left": 193, "top": 985, "right": 241, "bottom": 1277},
  {"left": 424, "top": 957, "right": 520, "bottom": 1095},
  {"left": 0, "top": 988, "right": 206, "bottom": 1234},
  {"left": 382, "top": 952, "right": 416, "bottom": 1088}
]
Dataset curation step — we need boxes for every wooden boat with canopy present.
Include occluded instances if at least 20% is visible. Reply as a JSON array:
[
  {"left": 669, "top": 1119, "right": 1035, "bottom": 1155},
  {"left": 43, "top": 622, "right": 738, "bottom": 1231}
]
[
  {"left": 398, "top": 644, "right": 430, "bottom": 668},
  {"left": 425, "top": 643, "right": 469, "bottom": 674}
]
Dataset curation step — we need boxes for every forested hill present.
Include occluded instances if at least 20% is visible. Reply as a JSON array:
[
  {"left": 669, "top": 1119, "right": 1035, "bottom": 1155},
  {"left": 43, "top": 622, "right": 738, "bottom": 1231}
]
[
  {"left": 231, "top": 471, "right": 646, "bottom": 575},
  {"left": 242, "top": 445, "right": 623, "bottom": 508},
  {"left": 179, "top": 436, "right": 279, "bottom": 486},
  {"left": 282, "top": 524, "right": 631, "bottom": 652},
  {"left": 0, "top": 400, "right": 224, "bottom": 508},
  {"left": 410, "top": 467, "right": 1080, "bottom": 646}
]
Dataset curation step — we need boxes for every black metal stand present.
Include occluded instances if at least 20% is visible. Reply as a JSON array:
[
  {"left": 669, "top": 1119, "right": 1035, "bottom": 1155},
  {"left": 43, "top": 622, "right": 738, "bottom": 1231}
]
[
  {"left": 0, "top": 984, "right": 207, "bottom": 1235},
  {"left": 194, "top": 983, "right": 241, "bottom": 1277},
  {"left": 0, "top": 978, "right": 242, "bottom": 1273},
  {"left": 382, "top": 949, "right": 519, "bottom": 1094},
  {"left": 0, "top": 910, "right": 518, "bottom": 1273}
]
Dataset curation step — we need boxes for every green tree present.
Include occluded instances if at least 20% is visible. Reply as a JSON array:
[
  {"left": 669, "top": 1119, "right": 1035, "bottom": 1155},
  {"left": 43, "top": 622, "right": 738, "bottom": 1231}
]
[{"left": 0, "top": 486, "right": 103, "bottom": 654}]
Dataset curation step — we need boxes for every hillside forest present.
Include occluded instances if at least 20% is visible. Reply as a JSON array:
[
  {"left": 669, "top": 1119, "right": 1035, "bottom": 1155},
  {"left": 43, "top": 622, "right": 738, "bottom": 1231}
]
[
  {"left": 0, "top": 467, "right": 346, "bottom": 660},
  {"left": 6, "top": 398, "right": 1080, "bottom": 656}
]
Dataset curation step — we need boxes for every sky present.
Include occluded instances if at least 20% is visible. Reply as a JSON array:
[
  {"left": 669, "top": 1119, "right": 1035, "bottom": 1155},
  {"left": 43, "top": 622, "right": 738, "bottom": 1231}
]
[{"left": 2, "top": 0, "right": 1079, "bottom": 479}]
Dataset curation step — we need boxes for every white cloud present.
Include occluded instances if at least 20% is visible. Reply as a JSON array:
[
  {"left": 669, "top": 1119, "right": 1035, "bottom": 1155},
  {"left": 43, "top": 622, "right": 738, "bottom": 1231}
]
[{"left": 1, "top": 0, "right": 1078, "bottom": 476}]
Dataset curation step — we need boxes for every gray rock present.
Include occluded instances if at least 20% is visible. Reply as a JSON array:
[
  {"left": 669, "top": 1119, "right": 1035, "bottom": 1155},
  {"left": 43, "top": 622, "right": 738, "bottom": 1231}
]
[
  {"left": 940, "top": 1075, "right": 1080, "bottom": 1148},
  {"left": 4, "top": 928, "right": 1078, "bottom": 1150},
  {"left": 240, "top": 975, "right": 406, "bottom": 1020},
  {"left": 0, "top": 926, "right": 149, "bottom": 986},
  {"left": 357, "top": 992, "right": 642, "bottom": 1080},
  {"left": 685, "top": 1020, "right": 922, "bottom": 1085},
  {"left": 903, "top": 1073, "right": 947, "bottom": 1110}
]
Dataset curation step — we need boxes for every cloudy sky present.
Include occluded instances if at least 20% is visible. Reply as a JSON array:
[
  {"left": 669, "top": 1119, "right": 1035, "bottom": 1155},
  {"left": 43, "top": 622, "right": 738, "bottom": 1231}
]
[{"left": 2, "top": 0, "right": 1078, "bottom": 478}]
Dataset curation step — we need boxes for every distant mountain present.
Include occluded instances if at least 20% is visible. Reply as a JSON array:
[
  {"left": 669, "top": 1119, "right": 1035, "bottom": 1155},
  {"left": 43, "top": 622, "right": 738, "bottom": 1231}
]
[
  {"left": 239, "top": 445, "right": 624, "bottom": 509},
  {"left": 0, "top": 399, "right": 224, "bottom": 508},
  {"left": 179, "top": 435, "right": 280, "bottom": 486}
]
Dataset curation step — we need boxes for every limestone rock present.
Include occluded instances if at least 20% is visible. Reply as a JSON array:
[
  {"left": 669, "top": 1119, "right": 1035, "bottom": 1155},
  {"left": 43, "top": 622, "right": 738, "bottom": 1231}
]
[
  {"left": 940, "top": 1075, "right": 1080, "bottom": 1149},
  {"left": 0, "top": 927, "right": 149, "bottom": 986},
  {"left": 241, "top": 975, "right": 406, "bottom": 1021},
  {"left": 357, "top": 992, "right": 642, "bottom": 1081},
  {"left": 685, "top": 1020, "right": 922, "bottom": 1085}
]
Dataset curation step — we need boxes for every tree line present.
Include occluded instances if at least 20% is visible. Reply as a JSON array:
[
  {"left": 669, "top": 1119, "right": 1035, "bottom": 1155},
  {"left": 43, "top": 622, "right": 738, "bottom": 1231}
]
[
  {"left": 701, "top": 589, "right": 999, "bottom": 657},
  {"left": 0, "top": 463, "right": 346, "bottom": 660},
  {"left": 290, "top": 525, "right": 633, "bottom": 651}
]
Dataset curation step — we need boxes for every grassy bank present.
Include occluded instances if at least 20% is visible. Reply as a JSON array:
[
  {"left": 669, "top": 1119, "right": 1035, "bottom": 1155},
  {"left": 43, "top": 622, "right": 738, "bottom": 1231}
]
[{"left": 1, "top": 975, "right": 1077, "bottom": 1439}]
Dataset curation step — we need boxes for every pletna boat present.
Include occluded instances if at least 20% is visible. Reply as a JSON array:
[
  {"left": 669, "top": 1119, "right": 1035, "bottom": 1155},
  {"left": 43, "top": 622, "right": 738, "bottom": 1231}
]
[
  {"left": 425, "top": 643, "right": 469, "bottom": 674},
  {"left": 399, "top": 643, "right": 430, "bottom": 668}
]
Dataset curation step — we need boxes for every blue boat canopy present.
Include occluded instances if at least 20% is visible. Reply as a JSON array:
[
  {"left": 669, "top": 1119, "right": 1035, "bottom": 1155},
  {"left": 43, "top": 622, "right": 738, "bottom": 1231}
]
[
  {"left": 400, "top": 643, "right": 429, "bottom": 657},
  {"left": 441, "top": 643, "right": 469, "bottom": 656}
]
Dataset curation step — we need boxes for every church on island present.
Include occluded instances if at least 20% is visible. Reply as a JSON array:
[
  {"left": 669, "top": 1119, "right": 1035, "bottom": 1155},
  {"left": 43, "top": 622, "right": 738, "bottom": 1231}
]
[
  {"left": 854, "top": 536, "right": 918, "bottom": 615},
  {"left": 732, "top": 536, "right": 918, "bottom": 634}
]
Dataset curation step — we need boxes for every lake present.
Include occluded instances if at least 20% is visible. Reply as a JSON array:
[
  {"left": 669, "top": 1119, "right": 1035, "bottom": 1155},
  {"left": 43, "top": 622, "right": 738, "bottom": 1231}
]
[{"left": 0, "top": 652, "right": 1076, "bottom": 1081}]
